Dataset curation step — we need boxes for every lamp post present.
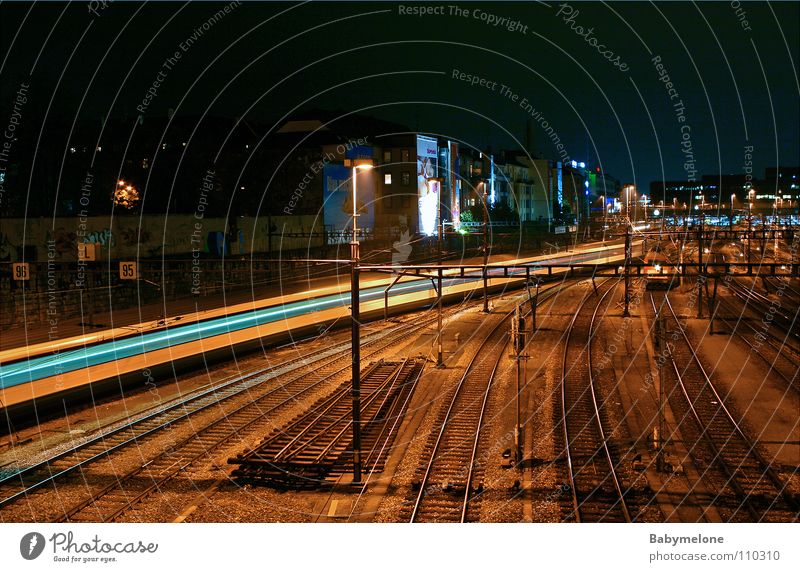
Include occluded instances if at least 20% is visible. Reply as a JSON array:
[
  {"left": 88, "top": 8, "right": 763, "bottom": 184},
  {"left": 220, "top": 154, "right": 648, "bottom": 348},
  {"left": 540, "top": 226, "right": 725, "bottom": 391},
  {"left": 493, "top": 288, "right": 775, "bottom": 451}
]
[
  {"left": 774, "top": 198, "right": 783, "bottom": 258},
  {"left": 429, "top": 177, "right": 445, "bottom": 368},
  {"left": 683, "top": 202, "right": 688, "bottom": 231},
  {"left": 642, "top": 194, "right": 648, "bottom": 222},
  {"left": 346, "top": 158, "right": 373, "bottom": 485},
  {"left": 601, "top": 195, "right": 606, "bottom": 234},
  {"left": 747, "top": 204, "right": 753, "bottom": 273},
  {"left": 478, "top": 181, "right": 490, "bottom": 313},
  {"left": 624, "top": 185, "right": 636, "bottom": 224},
  {"left": 673, "top": 197, "right": 678, "bottom": 231},
  {"left": 625, "top": 186, "right": 631, "bottom": 223}
]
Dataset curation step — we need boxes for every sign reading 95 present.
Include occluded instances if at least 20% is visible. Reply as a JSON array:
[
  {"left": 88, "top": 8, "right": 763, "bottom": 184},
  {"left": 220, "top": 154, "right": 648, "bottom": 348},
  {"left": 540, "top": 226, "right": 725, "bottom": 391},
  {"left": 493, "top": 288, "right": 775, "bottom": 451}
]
[{"left": 119, "top": 261, "right": 138, "bottom": 280}]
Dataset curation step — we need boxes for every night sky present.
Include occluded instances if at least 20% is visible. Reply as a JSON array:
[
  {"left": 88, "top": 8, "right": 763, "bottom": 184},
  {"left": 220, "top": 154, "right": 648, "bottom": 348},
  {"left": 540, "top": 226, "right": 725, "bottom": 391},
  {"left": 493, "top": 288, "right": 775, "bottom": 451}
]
[{"left": 1, "top": 1, "right": 798, "bottom": 189}]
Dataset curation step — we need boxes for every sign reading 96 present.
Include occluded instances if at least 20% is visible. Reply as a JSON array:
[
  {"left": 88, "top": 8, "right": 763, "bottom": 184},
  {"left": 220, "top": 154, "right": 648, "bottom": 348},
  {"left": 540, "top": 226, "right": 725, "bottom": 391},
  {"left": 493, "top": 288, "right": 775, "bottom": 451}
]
[{"left": 12, "top": 262, "right": 30, "bottom": 281}]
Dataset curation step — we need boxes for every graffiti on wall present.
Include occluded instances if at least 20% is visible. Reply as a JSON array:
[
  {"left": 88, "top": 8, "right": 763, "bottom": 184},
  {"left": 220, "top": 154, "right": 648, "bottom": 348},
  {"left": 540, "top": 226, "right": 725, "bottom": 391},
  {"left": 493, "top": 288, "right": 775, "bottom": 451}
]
[
  {"left": 84, "top": 228, "right": 114, "bottom": 247},
  {"left": 0, "top": 232, "right": 16, "bottom": 261}
]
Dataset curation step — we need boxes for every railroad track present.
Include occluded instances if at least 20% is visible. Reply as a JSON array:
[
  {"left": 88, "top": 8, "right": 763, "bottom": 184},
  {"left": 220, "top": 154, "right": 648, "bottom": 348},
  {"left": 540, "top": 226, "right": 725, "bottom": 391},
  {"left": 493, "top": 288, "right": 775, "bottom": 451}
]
[
  {"left": 406, "top": 313, "right": 507, "bottom": 523},
  {"left": 712, "top": 296, "right": 799, "bottom": 395},
  {"left": 651, "top": 293, "right": 799, "bottom": 522},
  {"left": 0, "top": 308, "right": 457, "bottom": 521},
  {"left": 560, "top": 278, "right": 633, "bottom": 523},
  {"left": 229, "top": 359, "right": 424, "bottom": 489},
  {"left": 727, "top": 279, "right": 799, "bottom": 343},
  {"left": 764, "top": 276, "right": 800, "bottom": 306},
  {"left": 405, "top": 280, "right": 578, "bottom": 522}
]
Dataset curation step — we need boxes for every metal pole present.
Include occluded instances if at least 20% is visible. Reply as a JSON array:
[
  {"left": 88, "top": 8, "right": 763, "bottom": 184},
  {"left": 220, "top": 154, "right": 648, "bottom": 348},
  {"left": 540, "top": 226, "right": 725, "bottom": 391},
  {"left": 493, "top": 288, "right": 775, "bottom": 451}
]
[
  {"left": 747, "top": 214, "right": 752, "bottom": 274},
  {"left": 697, "top": 219, "right": 704, "bottom": 319},
  {"left": 482, "top": 188, "right": 489, "bottom": 313},
  {"left": 623, "top": 224, "right": 630, "bottom": 317},
  {"left": 513, "top": 306, "right": 524, "bottom": 463},
  {"left": 437, "top": 186, "right": 444, "bottom": 368},
  {"left": 656, "top": 315, "right": 666, "bottom": 472},
  {"left": 350, "top": 166, "right": 362, "bottom": 484},
  {"left": 729, "top": 198, "right": 733, "bottom": 231},
  {"left": 710, "top": 277, "right": 719, "bottom": 335},
  {"left": 515, "top": 349, "right": 521, "bottom": 463},
  {"left": 437, "top": 266, "right": 443, "bottom": 367}
]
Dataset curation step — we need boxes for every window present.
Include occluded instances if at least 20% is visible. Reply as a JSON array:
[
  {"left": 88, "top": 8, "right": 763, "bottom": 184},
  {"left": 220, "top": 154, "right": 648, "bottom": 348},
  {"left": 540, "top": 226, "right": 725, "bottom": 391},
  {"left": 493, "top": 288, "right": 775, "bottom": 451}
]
[
  {"left": 401, "top": 149, "right": 410, "bottom": 162},
  {"left": 384, "top": 173, "right": 392, "bottom": 185},
  {"left": 401, "top": 171, "right": 411, "bottom": 186},
  {"left": 401, "top": 195, "right": 410, "bottom": 208},
  {"left": 383, "top": 150, "right": 392, "bottom": 163},
  {"left": 386, "top": 196, "right": 394, "bottom": 209}
]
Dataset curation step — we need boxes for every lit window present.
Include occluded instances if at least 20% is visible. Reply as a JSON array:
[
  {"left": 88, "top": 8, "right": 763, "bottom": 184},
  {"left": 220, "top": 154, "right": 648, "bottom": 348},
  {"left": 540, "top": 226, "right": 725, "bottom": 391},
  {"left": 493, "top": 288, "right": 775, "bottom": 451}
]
[
  {"left": 401, "top": 172, "right": 411, "bottom": 186},
  {"left": 384, "top": 173, "right": 392, "bottom": 185},
  {"left": 383, "top": 150, "right": 391, "bottom": 163}
]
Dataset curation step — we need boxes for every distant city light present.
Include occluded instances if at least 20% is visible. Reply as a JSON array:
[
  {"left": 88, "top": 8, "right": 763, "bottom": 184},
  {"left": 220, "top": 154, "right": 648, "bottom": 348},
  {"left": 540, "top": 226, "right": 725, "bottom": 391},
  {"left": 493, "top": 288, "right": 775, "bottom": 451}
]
[
  {"left": 579, "top": 162, "right": 585, "bottom": 168},
  {"left": 653, "top": 209, "right": 660, "bottom": 216},
  {"left": 113, "top": 180, "right": 139, "bottom": 210}
]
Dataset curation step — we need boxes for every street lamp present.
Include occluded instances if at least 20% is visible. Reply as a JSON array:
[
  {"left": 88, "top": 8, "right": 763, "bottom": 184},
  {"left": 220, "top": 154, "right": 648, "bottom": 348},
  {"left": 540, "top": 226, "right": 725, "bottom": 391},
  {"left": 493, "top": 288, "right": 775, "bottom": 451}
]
[
  {"left": 477, "top": 181, "right": 490, "bottom": 313},
  {"left": 624, "top": 185, "right": 637, "bottom": 223},
  {"left": 625, "top": 186, "right": 631, "bottom": 222},
  {"left": 673, "top": 197, "right": 678, "bottom": 230},
  {"left": 428, "top": 177, "right": 446, "bottom": 368},
  {"left": 346, "top": 157, "right": 373, "bottom": 485},
  {"left": 600, "top": 195, "right": 607, "bottom": 232}
]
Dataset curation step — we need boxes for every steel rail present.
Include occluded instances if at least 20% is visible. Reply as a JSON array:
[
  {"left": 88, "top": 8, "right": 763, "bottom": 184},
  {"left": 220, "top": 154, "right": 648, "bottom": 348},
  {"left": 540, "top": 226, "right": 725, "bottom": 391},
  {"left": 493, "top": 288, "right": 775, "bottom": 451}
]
[
  {"left": 561, "top": 278, "right": 632, "bottom": 523},
  {"left": 409, "top": 279, "right": 577, "bottom": 522},
  {"left": 658, "top": 294, "right": 799, "bottom": 521},
  {"left": 0, "top": 315, "right": 444, "bottom": 511}
]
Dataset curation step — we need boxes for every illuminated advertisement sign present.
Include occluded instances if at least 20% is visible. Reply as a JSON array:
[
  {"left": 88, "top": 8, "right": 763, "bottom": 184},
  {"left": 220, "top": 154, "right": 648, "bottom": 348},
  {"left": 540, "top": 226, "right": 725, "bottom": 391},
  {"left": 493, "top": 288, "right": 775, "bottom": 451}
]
[
  {"left": 417, "top": 135, "right": 439, "bottom": 236},
  {"left": 447, "top": 141, "right": 460, "bottom": 228},
  {"left": 556, "top": 161, "right": 564, "bottom": 210},
  {"left": 323, "top": 163, "right": 375, "bottom": 244},
  {"left": 489, "top": 154, "right": 496, "bottom": 206}
]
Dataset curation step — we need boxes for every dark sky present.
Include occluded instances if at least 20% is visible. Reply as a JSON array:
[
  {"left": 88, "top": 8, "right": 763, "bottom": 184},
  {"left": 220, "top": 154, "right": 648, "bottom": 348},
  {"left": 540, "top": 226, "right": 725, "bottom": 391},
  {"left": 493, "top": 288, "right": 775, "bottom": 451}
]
[{"left": 1, "top": 1, "right": 798, "bottom": 188}]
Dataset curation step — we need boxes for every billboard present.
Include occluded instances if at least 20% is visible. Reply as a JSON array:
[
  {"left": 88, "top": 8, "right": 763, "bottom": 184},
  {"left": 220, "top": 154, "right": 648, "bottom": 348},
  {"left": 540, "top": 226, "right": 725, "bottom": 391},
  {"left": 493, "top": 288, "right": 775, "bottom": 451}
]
[
  {"left": 446, "top": 141, "right": 460, "bottom": 228},
  {"left": 417, "top": 135, "right": 439, "bottom": 236},
  {"left": 323, "top": 163, "right": 375, "bottom": 244}
]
